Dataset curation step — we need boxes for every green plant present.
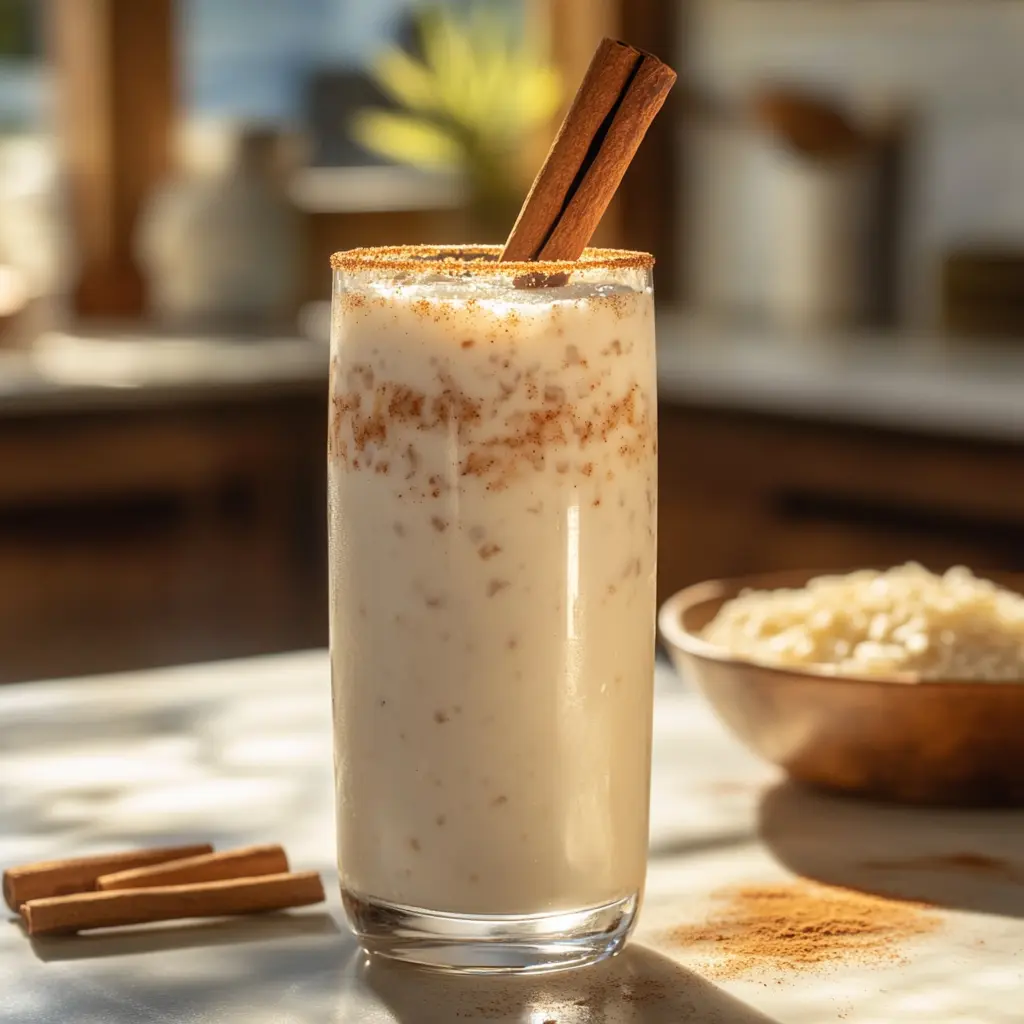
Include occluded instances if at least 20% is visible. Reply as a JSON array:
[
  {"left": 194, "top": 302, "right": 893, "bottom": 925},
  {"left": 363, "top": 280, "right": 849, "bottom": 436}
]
[
  {"left": 352, "top": 4, "right": 560, "bottom": 216},
  {"left": 0, "top": 0, "right": 35, "bottom": 59}
]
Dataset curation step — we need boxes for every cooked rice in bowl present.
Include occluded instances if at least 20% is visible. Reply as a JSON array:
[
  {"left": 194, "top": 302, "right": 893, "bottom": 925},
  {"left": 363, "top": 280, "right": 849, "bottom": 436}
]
[{"left": 702, "top": 564, "right": 1024, "bottom": 681}]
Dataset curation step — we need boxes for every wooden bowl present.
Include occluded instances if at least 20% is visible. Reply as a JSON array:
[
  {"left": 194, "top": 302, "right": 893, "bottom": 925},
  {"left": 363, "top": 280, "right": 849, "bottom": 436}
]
[{"left": 658, "top": 570, "right": 1024, "bottom": 806}]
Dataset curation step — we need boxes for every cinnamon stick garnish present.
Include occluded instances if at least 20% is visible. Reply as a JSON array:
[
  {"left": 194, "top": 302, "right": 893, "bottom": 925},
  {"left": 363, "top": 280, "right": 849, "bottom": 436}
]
[
  {"left": 21, "top": 870, "right": 325, "bottom": 936},
  {"left": 3, "top": 844, "right": 214, "bottom": 912},
  {"left": 501, "top": 38, "right": 676, "bottom": 265},
  {"left": 96, "top": 844, "right": 288, "bottom": 891}
]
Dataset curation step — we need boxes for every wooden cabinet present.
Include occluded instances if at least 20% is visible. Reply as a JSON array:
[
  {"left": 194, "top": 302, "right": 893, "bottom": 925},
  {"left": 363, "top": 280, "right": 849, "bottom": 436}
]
[
  {"left": 657, "top": 403, "right": 1024, "bottom": 605},
  {"left": 4, "top": 388, "right": 1020, "bottom": 682},
  {"left": 0, "top": 393, "right": 326, "bottom": 683}
]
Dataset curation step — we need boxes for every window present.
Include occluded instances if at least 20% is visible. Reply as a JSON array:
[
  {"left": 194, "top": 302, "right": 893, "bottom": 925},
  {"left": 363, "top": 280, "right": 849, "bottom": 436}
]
[
  {"left": 0, "top": 0, "right": 45, "bottom": 130},
  {"left": 179, "top": 0, "right": 524, "bottom": 166}
]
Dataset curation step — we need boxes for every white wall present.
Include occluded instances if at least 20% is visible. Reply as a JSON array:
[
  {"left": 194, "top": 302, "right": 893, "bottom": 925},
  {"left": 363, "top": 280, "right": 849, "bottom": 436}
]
[
  {"left": 685, "top": 0, "right": 1024, "bottom": 325},
  {"left": 691, "top": 1, "right": 1024, "bottom": 111}
]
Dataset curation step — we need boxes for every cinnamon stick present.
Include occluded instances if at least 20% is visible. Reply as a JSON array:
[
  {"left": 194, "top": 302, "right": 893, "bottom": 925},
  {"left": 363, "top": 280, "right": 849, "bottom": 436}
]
[
  {"left": 95, "top": 844, "right": 288, "bottom": 891},
  {"left": 501, "top": 38, "right": 676, "bottom": 264},
  {"left": 21, "top": 870, "right": 325, "bottom": 936},
  {"left": 3, "top": 844, "right": 214, "bottom": 912}
]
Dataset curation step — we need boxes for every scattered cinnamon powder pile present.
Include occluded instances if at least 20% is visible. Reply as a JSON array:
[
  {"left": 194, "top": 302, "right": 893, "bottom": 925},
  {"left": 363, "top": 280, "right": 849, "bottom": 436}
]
[{"left": 670, "top": 881, "right": 939, "bottom": 977}]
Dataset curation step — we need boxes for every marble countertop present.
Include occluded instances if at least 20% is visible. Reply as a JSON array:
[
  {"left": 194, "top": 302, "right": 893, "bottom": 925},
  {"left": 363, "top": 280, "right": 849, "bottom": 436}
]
[
  {"left": 0, "top": 330, "right": 326, "bottom": 416},
  {"left": 2, "top": 652, "right": 1023, "bottom": 1023},
  {"left": 656, "top": 313, "right": 1024, "bottom": 444},
  {"left": 4, "top": 314, "right": 1024, "bottom": 448}
]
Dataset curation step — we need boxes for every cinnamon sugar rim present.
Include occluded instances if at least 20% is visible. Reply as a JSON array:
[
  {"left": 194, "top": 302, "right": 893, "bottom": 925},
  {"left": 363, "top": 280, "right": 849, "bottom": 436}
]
[{"left": 329, "top": 245, "right": 654, "bottom": 276}]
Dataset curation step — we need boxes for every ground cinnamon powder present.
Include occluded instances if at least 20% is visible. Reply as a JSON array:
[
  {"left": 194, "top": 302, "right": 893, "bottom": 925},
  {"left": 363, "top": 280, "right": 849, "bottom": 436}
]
[{"left": 670, "top": 881, "right": 939, "bottom": 977}]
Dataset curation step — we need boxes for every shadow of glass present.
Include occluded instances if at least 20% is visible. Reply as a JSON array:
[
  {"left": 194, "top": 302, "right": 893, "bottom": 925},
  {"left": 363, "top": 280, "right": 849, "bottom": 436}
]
[
  {"left": 759, "top": 780, "right": 1024, "bottom": 918},
  {"left": 28, "top": 911, "right": 340, "bottom": 962},
  {"left": 358, "top": 943, "right": 780, "bottom": 1024},
  {"left": 647, "top": 827, "right": 754, "bottom": 860}
]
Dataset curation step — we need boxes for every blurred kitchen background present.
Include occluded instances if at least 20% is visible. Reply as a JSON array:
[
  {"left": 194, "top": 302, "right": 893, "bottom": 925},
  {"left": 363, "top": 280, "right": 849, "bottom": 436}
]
[{"left": 1, "top": 0, "right": 1022, "bottom": 683}]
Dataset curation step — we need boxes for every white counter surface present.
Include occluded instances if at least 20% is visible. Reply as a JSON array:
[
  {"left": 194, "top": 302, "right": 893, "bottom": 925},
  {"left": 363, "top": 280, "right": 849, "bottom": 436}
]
[
  {"left": 0, "top": 331, "right": 327, "bottom": 416},
  {"left": 3, "top": 315, "right": 1024, "bottom": 449},
  {"left": 1, "top": 654, "right": 1023, "bottom": 1023},
  {"left": 656, "top": 313, "right": 1024, "bottom": 444}
]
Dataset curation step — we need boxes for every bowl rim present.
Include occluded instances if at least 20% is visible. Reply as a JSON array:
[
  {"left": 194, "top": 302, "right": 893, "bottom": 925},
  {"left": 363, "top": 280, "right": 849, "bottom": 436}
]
[{"left": 658, "top": 571, "right": 1024, "bottom": 691}]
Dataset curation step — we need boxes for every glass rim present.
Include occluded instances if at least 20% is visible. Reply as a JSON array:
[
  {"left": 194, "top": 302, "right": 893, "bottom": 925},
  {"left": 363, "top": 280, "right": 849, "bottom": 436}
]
[{"left": 329, "top": 245, "right": 654, "bottom": 277}]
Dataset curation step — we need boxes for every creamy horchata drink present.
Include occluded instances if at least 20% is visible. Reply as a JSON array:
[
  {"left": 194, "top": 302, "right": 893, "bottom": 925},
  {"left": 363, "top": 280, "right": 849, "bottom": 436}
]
[{"left": 328, "top": 245, "right": 658, "bottom": 971}]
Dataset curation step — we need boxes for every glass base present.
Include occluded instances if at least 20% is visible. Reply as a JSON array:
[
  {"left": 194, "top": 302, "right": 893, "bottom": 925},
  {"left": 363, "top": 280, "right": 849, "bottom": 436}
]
[{"left": 342, "top": 889, "right": 639, "bottom": 974}]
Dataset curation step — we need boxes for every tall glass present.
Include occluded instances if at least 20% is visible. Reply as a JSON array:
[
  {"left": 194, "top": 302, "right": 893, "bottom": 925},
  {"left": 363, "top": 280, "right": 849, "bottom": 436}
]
[{"left": 328, "top": 246, "right": 658, "bottom": 973}]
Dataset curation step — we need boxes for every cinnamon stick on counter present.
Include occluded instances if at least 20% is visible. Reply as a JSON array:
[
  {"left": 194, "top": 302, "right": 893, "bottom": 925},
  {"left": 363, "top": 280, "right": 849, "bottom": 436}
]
[
  {"left": 21, "top": 870, "right": 325, "bottom": 936},
  {"left": 3, "top": 844, "right": 214, "bottom": 912},
  {"left": 501, "top": 38, "right": 676, "bottom": 264},
  {"left": 96, "top": 844, "right": 289, "bottom": 891}
]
